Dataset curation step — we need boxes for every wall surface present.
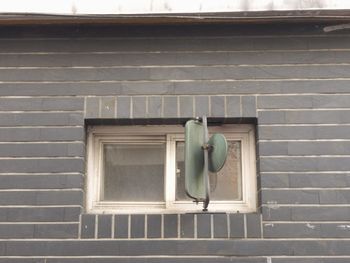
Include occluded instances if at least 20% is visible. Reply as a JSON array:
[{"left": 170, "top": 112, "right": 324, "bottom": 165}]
[{"left": 0, "top": 24, "right": 350, "bottom": 262}]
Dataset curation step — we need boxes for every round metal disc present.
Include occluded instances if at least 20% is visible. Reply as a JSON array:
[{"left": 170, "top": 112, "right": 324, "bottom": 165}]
[{"left": 208, "top": 133, "right": 228, "bottom": 173}]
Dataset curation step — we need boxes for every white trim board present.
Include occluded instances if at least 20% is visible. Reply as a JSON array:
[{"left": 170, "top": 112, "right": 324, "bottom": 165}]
[{"left": 1, "top": 0, "right": 350, "bottom": 15}]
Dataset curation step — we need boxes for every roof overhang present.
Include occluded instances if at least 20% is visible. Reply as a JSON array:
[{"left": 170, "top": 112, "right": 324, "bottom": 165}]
[{"left": 0, "top": 0, "right": 350, "bottom": 25}]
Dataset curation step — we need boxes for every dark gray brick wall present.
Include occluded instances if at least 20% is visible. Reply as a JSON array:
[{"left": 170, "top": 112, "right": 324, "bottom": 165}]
[{"left": 0, "top": 24, "right": 350, "bottom": 261}]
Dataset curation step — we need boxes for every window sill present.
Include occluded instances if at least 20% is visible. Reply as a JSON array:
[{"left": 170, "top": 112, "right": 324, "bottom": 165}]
[{"left": 87, "top": 201, "right": 257, "bottom": 214}]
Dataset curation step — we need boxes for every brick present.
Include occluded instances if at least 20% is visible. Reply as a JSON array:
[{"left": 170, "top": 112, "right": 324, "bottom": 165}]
[
  {"left": 263, "top": 223, "right": 320, "bottom": 238},
  {"left": 213, "top": 214, "right": 228, "bottom": 238},
  {"left": 0, "top": 174, "right": 83, "bottom": 189},
  {"left": 261, "top": 190, "right": 319, "bottom": 204},
  {"left": 68, "top": 143, "right": 85, "bottom": 156},
  {"left": 195, "top": 96, "right": 209, "bottom": 117},
  {"left": 210, "top": 96, "right": 225, "bottom": 117},
  {"left": 261, "top": 141, "right": 350, "bottom": 156},
  {"left": 0, "top": 260, "right": 45, "bottom": 263},
  {"left": 289, "top": 173, "right": 350, "bottom": 188},
  {"left": 130, "top": 214, "right": 145, "bottom": 238},
  {"left": 147, "top": 214, "right": 161, "bottom": 238},
  {"left": 148, "top": 96, "right": 162, "bottom": 118},
  {"left": 246, "top": 214, "right": 261, "bottom": 238},
  {"left": 260, "top": 157, "right": 350, "bottom": 172},
  {"left": 0, "top": 191, "right": 36, "bottom": 206},
  {"left": 34, "top": 224, "right": 78, "bottom": 238},
  {"left": 242, "top": 96, "right": 256, "bottom": 118},
  {"left": 262, "top": 206, "right": 292, "bottom": 221},
  {"left": 291, "top": 207, "right": 350, "bottom": 221},
  {"left": 0, "top": 112, "right": 83, "bottom": 126},
  {"left": 173, "top": 81, "right": 235, "bottom": 96},
  {"left": 263, "top": 189, "right": 350, "bottom": 205},
  {"left": 260, "top": 110, "right": 350, "bottom": 125},
  {"left": 0, "top": 127, "right": 84, "bottom": 142},
  {"left": 258, "top": 126, "right": 311, "bottom": 140},
  {"left": 85, "top": 97, "right": 100, "bottom": 118},
  {"left": 97, "top": 215, "right": 112, "bottom": 239},
  {"left": 272, "top": 258, "right": 350, "bottom": 263},
  {"left": 117, "top": 96, "right": 131, "bottom": 118},
  {"left": 313, "top": 95, "right": 350, "bottom": 108},
  {"left": 63, "top": 207, "right": 82, "bottom": 221},
  {"left": 260, "top": 174, "right": 289, "bottom": 188},
  {"left": 164, "top": 214, "right": 178, "bottom": 238},
  {"left": 81, "top": 214, "right": 95, "bottom": 239},
  {"left": 180, "top": 214, "right": 194, "bottom": 238},
  {"left": 0, "top": 97, "right": 84, "bottom": 111},
  {"left": 229, "top": 214, "right": 245, "bottom": 238},
  {"left": 0, "top": 207, "right": 80, "bottom": 222},
  {"left": 0, "top": 143, "right": 84, "bottom": 157},
  {"left": 114, "top": 215, "right": 128, "bottom": 239},
  {"left": 132, "top": 96, "right": 147, "bottom": 118},
  {"left": 100, "top": 97, "right": 115, "bottom": 118},
  {"left": 163, "top": 96, "right": 178, "bottom": 118},
  {"left": 258, "top": 111, "right": 285, "bottom": 124},
  {"left": 197, "top": 213, "right": 211, "bottom": 238},
  {"left": 264, "top": 222, "right": 350, "bottom": 238},
  {"left": 226, "top": 96, "right": 241, "bottom": 117},
  {"left": 258, "top": 142, "right": 288, "bottom": 156},
  {"left": 319, "top": 190, "right": 350, "bottom": 204},
  {"left": 258, "top": 95, "right": 313, "bottom": 109},
  {"left": 123, "top": 81, "right": 173, "bottom": 95},
  {"left": 263, "top": 206, "right": 350, "bottom": 221},
  {"left": 320, "top": 224, "right": 350, "bottom": 238},
  {"left": 0, "top": 158, "right": 84, "bottom": 173},
  {"left": 180, "top": 96, "right": 194, "bottom": 118},
  {"left": 259, "top": 125, "right": 350, "bottom": 140},
  {"left": 289, "top": 141, "right": 350, "bottom": 155},
  {"left": 0, "top": 190, "right": 82, "bottom": 206},
  {"left": 0, "top": 224, "right": 34, "bottom": 238}
]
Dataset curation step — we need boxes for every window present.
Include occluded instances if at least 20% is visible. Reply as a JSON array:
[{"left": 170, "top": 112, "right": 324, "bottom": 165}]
[{"left": 86, "top": 124, "right": 257, "bottom": 213}]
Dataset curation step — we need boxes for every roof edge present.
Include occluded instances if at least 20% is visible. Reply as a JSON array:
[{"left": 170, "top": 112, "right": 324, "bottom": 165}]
[{"left": 1, "top": 10, "right": 350, "bottom": 26}]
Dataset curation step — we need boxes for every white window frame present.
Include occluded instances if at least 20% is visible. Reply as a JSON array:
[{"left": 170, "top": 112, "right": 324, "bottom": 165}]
[{"left": 86, "top": 124, "right": 257, "bottom": 214}]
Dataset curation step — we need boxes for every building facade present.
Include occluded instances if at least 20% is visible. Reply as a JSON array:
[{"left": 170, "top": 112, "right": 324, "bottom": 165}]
[{"left": 0, "top": 14, "right": 350, "bottom": 263}]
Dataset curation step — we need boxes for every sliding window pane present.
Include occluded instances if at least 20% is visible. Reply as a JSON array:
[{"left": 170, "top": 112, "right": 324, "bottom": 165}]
[
  {"left": 175, "top": 140, "right": 242, "bottom": 201},
  {"left": 103, "top": 143, "right": 165, "bottom": 202}
]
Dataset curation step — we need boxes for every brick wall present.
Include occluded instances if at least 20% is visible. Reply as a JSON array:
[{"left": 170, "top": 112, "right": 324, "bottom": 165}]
[{"left": 0, "top": 24, "right": 350, "bottom": 262}]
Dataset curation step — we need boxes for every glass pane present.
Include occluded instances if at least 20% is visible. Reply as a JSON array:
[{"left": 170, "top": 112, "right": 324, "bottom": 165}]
[
  {"left": 175, "top": 140, "right": 242, "bottom": 201},
  {"left": 103, "top": 143, "right": 165, "bottom": 202},
  {"left": 175, "top": 142, "right": 189, "bottom": 201},
  {"left": 210, "top": 141, "right": 242, "bottom": 200}
]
